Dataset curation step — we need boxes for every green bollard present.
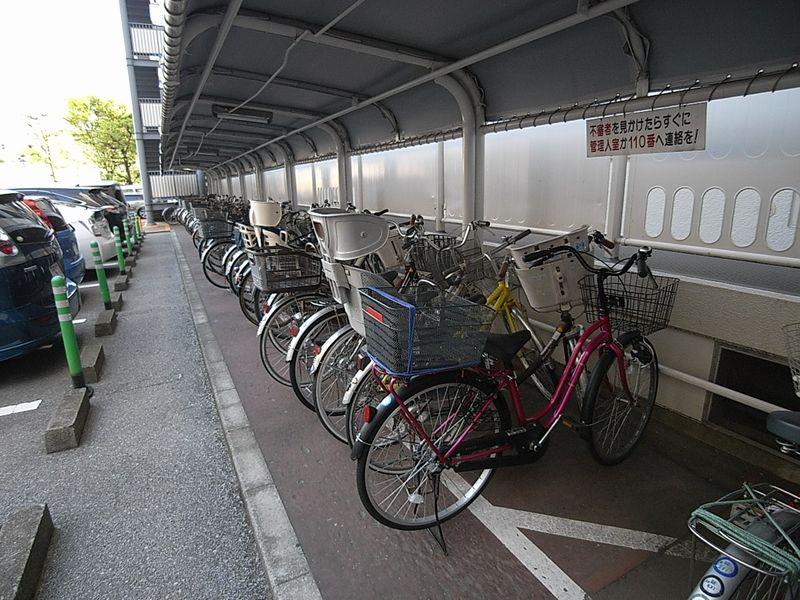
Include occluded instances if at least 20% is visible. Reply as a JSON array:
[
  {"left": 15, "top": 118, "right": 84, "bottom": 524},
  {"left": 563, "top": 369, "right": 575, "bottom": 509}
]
[
  {"left": 129, "top": 212, "right": 139, "bottom": 245},
  {"left": 113, "top": 226, "right": 126, "bottom": 274},
  {"left": 51, "top": 275, "right": 90, "bottom": 391},
  {"left": 123, "top": 219, "right": 133, "bottom": 256},
  {"left": 90, "top": 241, "right": 112, "bottom": 310}
]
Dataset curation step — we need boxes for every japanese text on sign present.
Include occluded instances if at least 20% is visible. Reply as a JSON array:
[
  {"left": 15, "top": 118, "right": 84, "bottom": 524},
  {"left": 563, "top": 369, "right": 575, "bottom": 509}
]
[{"left": 586, "top": 103, "right": 707, "bottom": 157}]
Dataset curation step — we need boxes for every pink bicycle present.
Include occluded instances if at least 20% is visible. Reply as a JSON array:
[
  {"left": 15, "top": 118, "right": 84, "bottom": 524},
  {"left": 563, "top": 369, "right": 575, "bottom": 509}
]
[{"left": 352, "top": 245, "right": 679, "bottom": 530}]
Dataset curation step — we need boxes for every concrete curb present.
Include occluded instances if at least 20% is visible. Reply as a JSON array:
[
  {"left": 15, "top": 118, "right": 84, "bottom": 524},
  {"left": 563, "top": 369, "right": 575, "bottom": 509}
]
[
  {"left": 0, "top": 504, "right": 53, "bottom": 600},
  {"left": 113, "top": 275, "right": 129, "bottom": 291},
  {"left": 44, "top": 388, "right": 91, "bottom": 454},
  {"left": 94, "top": 309, "right": 117, "bottom": 337},
  {"left": 170, "top": 232, "right": 323, "bottom": 600},
  {"left": 108, "top": 291, "right": 124, "bottom": 311},
  {"left": 80, "top": 343, "right": 105, "bottom": 383}
]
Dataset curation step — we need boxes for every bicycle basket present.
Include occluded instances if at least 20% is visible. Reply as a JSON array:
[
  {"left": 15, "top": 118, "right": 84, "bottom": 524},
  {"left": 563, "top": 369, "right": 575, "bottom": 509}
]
[
  {"left": 197, "top": 219, "right": 234, "bottom": 239},
  {"left": 411, "top": 233, "right": 457, "bottom": 286},
  {"left": 784, "top": 323, "right": 800, "bottom": 398},
  {"left": 360, "top": 286, "right": 492, "bottom": 376},
  {"left": 248, "top": 247, "right": 322, "bottom": 293},
  {"left": 192, "top": 207, "right": 225, "bottom": 221},
  {"left": 579, "top": 272, "right": 679, "bottom": 336}
]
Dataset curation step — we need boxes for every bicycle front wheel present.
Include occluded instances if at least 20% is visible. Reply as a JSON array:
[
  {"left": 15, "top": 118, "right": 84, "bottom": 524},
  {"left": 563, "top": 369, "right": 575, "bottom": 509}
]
[
  {"left": 356, "top": 369, "right": 510, "bottom": 530},
  {"left": 238, "top": 271, "right": 260, "bottom": 325},
  {"left": 312, "top": 327, "right": 364, "bottom": 444},
  {"left": 581, "top": 334, "right": 658, "bottom": 465},
  {"left": 201, "top": 240, "right": 234, "bottom": 288}
]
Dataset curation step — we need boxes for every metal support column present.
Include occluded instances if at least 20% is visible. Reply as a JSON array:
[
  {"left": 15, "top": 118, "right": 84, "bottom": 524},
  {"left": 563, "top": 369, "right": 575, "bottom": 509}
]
[
  {"left": 237, "top": 162, "right": 248, "bottom": 199},
  {"left": 319, "top": 123, "right": 350, "bottom": 208},
  {"left": 435, "top": 75, "right": 477, "bottom": 225},
  {"left": 605, "top": 156, "right": 627, "bottom": 257},
  {"left": 195, "top": 170, "right": 207, "bottom": 195},
  {"left": 356, "top": 154, "right": 364, "bottom": 211},
  {"left": 117, "top": 0, "right": 156, "bottom": 225},
  {"left": 435, "top": 141, "right": 446, "bottom": 232}
]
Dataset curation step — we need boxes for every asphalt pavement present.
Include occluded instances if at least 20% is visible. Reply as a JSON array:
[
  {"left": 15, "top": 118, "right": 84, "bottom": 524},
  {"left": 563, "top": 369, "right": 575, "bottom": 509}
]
[{"left": 0, "top": 232, "right": 268, "bottom": 599}]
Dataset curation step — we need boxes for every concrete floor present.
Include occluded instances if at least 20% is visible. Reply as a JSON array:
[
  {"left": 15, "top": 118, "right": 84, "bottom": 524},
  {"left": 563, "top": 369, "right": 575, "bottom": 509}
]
[
  {"left": 0, "top": 233, "right": 267, "bottom": 599},
  {"left": 174, "top": 227, "right": 792, "bottom": 600}
]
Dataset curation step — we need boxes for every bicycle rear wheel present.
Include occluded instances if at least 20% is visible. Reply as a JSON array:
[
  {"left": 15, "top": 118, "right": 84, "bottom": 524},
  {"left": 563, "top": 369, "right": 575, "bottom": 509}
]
[
  {"left": 356, "top": 369, "right": 509, "bottom": 530},
  {"left": 238, "top": 271, "right": 260, "bottom": 325},
  {"left": 581, "top": 334, "right": 658, "bottom": 465}
]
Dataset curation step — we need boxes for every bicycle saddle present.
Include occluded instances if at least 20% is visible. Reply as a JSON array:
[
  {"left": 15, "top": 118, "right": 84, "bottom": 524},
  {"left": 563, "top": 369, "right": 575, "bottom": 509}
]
[
  {"left": 767, "top": 410, "right": 800, "bottom": 444},
  {"left": 483, "top": 331, "right": 531, "bottom": 368}
]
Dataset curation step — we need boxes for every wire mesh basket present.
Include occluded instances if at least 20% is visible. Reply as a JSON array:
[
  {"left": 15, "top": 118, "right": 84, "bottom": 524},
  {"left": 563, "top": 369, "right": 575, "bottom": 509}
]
[
  {"left": 197, "top": 219, "right": 234, "bottom": 239},
  {"left": 688, "top": 483, "right": 800, "bottom": 597},
  {"left": 248, "top": 247, "right": 322, "bottom": 293},
  {"left": 579, "top": 272, "right": 679, "bottom": 336},
  {"left": 192, "top": 207, "right": 225, "bottom": 221},
  {"left": 411, "top": 234, "right": 457, "bottom": 286},
  {"left": 784, "top": 323, "right": 800, "bottom": 398},
  {"left": 360, "top": 286, "right": 492, "bottom": 376}
]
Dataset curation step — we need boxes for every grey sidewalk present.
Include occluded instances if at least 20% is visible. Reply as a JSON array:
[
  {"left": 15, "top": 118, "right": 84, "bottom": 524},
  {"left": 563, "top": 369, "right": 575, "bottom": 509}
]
[{"left": 0, "top": 233, "right": 268, "bottom": 599}]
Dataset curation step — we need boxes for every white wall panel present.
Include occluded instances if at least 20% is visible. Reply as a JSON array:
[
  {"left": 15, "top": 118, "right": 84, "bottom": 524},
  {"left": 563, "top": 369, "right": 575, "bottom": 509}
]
[
  {"left": 263, "top": 168, "right": 287, "bottom": 202},
  {"left": 483, "top": 120, "right": 610, "bottom": 231},
  {"left": 359, "top": 145, "right": 438, "bottom": 218},
  {"left": 230, "top": 176, "right": 242, "bottom": 197},
  {"left": 244, "top": 172, "right": 256, "bottom": 199},
  {"left": 626, "top": 88, "right": 800, "bottom": 260}
]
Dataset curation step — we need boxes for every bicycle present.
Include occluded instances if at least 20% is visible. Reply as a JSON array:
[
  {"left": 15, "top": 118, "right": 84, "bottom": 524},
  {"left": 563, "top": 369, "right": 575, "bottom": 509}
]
[
  {"left": 686, "top": 323, "right": 800, "bottom": 599},
  {"left": 352, "top": 244, "right": 678, "bottom": 530}
]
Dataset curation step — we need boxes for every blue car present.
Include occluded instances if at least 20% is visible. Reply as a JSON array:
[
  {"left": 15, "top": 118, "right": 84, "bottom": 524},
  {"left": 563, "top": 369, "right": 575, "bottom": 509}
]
[
  {"left": 21, "top": 194, "right": 85, "bottom": 283},
  {"left": 0, "top": 191, "right": 81, "bottom": 362}
]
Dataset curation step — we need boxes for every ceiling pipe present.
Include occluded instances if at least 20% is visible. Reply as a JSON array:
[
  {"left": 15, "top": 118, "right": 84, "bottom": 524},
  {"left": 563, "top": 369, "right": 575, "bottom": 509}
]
[
  {"left": 167, "top": 0, "right": 244, "bottom": 170},
  {"left": 160, "top": 0, "right": 188, "bottom": 138},
  {"left": 210, "top": 0, "right": 640, "bottom": 169}
]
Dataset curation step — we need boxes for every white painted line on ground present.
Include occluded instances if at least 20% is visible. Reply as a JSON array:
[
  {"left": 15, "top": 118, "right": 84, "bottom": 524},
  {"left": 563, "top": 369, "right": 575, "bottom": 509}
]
[
  {"left": 73, "top": 318, "right": 87, "bottom": 324},
  {"left": 79, "top": 282, "right": 100, "bottom": 288},
  {"left": 445, "top": 472, "right": 686, "bottom": 599},
  {"left": 0, "top": 400, "right": 42, "bottom": 417}
]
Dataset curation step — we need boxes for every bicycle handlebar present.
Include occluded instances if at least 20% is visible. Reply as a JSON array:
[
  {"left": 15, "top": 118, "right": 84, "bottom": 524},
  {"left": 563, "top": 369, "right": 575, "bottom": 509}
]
[{"left": 522, "top": 245, "right": 653, "bottom": 279}]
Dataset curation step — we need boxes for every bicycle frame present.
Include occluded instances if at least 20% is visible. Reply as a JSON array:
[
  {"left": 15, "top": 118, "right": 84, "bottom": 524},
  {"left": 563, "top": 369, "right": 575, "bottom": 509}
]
[{"left": 382, "top": 311, "right": 633, "bottom": 468}]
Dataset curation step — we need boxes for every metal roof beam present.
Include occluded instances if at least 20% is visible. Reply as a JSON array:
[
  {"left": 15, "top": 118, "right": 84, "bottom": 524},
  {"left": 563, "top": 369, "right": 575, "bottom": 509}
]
[
  {"left": 182, "top": 8, "right": 450, "bottom": 70},
  {"left": 171, "top": 94, "right": 327, "bottom": 120},
  {"left": 210, "top": 0, "right": 641, "bottom": 169},
  {"left": 167, "top": 0, "right": 243, "bottom": 170}
]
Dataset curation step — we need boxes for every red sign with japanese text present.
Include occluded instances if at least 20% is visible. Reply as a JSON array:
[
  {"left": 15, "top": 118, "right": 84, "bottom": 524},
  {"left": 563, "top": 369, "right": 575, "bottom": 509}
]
[{"left": 586, "top": 103, "right": 707, "bottom": 157}]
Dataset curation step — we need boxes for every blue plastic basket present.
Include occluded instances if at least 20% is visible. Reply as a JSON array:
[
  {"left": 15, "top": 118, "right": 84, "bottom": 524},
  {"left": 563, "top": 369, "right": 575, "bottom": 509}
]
[{"left": 360, "top": 286, "right": 492, "bottom": 377}]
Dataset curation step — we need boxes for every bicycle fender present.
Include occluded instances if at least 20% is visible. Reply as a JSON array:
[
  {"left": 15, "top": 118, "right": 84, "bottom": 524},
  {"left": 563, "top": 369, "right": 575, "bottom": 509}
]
[
  {"left": 285, "top": 306, "right": 344, "bottom": 362},
  {"left": 351, "top": 392, "right": 397, "bottom": 461},
  {"left": 310, "top": 324, "right": 354, "bottom": 376},
  {"left": 224, "top": 249, "right": 245, "bottom": 276},
  {"left": 341, "top": 360, "right": 375, "bottom": 407},
  {"left": 257, "top": 293, "right": 323, "bottom": 338}
]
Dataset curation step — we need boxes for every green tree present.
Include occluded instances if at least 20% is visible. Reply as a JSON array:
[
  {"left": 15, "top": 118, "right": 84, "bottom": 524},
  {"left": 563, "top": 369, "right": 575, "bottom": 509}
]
[
  {"left": 65, "top": 96, "right": 139, "bottom": 184},
  {"left": 26, "top": 114, "right": 65, "bottom": 181}
]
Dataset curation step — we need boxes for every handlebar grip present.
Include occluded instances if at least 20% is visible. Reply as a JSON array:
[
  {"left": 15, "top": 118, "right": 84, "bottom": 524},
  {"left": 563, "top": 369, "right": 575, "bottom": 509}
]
[
  {"left": 474, "top": 220, "right": 491, "bottom": 228},
  {"left": 599, "top": 237, "right": 616, "bottom": 250},
  {"left": 498, "top": 262, "right": 509, "bottom": 278},
  {"left": 374, "top": 209, "right": 389, "bottom": 216},
  {"left": 511, "top": 229, "right": 532, "bottom": 244}
]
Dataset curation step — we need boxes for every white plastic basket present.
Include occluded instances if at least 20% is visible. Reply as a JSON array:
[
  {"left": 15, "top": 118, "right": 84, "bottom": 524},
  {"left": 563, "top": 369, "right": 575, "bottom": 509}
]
[
  {"left": 512, "top": 226, "right": 590, "bottom": 312},
  {"left": 309, "top": 208, "right": 389, "bottom": 261},
  {"left": 321, "top": 259, "right": 393, "bottom": 336},
  {"left": 249, "top": 201, "right": 282, "bottom": 228}
]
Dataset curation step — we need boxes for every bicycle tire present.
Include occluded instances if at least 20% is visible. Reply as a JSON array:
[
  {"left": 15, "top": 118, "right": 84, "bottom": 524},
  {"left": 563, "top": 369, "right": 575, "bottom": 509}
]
[
  {"left": 356, "top": 369, "right": 510, "bottom": 530},
  {"left": 581, "top": 333, "right": 658, "bottom": 465},
  {"left": 226, "top": 251, "right": 249, "bottom": 293},
  {"left": 344, "top": 362, "right": 390, "bottom": 448},
  {"left": 312, "top": 326, "right": 363, "bottom": 444},
  {"left": 238, "top": 271, "right": 260, "bottom": 325},
  {"left": 259, "top": 293, "right": 324, "bottom": 386},
  {"left": 201, "top": 240, "right": 234, "bottom": 288},
  {"left": 289, "top": 308, "right": 348, "bottom": 411}
]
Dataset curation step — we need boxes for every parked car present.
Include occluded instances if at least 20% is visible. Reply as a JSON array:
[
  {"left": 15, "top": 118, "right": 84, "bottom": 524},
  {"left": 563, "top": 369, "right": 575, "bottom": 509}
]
[
  {"left": 11, "top": 189, "right": 117, "bottom": 262},
  {"left": 121, "top": 184, "right": 178, "bottom": 220},
  {"left": 14, "top": 187, "right": 131, "bottom": 241},
  {"left": 20, "top": 195, "right": 85, "bottom": 284},
  {"left": 0, "top": 190, "right": 80, "bottom": 362}
]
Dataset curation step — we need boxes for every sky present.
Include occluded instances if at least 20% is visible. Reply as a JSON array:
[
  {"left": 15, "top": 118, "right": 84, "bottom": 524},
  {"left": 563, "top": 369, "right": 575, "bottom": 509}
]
[{"left": 0, "top": 0, "right": 160, "bottom": 185}]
